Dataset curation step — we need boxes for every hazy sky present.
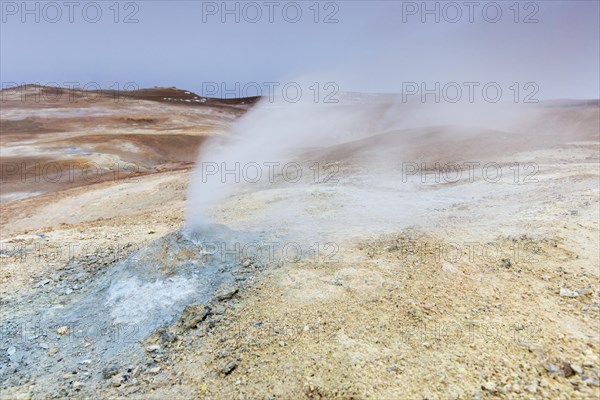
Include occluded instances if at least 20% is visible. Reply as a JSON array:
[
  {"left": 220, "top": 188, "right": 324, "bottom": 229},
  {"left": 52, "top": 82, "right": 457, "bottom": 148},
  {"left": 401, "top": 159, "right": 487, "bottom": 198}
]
[{"left": 1, "top": 0, "right": 599, "bottom": 99}]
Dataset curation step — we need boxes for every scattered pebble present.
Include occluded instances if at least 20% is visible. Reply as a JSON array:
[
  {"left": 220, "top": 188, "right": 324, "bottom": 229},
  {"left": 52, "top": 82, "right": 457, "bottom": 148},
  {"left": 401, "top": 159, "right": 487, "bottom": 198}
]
[
  {"left": 146, "top": 345, "right": 161, "bottom": 353},
  {"left": 102, "top": 366, "right": 119, "bottom": 379},
  {"left": 216, "top": 285, "right": 239, "bottom": 301},
  {"left": 180, "top": 304, "right": 210, "bottom": 330},
  {"left": 571, "top": 364, "right": 583, "bottom": 374},
  {"left": 525, "top": 383, "right": 537, "bottom": 393},
  {"left": 562, "top": 362, "right": 576, "bottom": 377},
  {"left": 560, "top": 288, "right": 579, "bottom": 297},
  {"left": 111, "top": 376, "right": 123, "bottom": 387},
  {"left": 545, "top": 364, "right": 559, "bottom": 374},
  {"left": 221, "top": 360, "right": 238, "bottom": 375}
]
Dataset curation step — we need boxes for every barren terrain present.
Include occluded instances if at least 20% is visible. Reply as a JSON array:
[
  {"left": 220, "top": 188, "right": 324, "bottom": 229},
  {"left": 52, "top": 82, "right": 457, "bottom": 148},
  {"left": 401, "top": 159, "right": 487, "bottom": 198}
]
[{"left": 0, "top": 87, "right": 598, "bottom": 399}]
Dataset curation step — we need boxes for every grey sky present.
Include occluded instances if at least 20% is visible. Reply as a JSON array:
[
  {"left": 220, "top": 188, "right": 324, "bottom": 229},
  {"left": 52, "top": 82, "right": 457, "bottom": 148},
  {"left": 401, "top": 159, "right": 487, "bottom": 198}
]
[{"left": 1, "top": 0, "right": 598, "bottom": 99}]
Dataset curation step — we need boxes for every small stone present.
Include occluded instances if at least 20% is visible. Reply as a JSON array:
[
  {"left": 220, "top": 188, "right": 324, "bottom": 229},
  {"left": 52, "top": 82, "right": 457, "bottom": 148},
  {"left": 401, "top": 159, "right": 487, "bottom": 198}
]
[
  {"left": 560, "top": 288, "right": 579, "bottom": 298},
  {"left": 216, "top": 285, "right": 239, "bottom": 301},
  {"left": 148, "top": 367, "right": 161, "bottom": 374},
  {"left": 561, "top": 362, "right": 576, "bottom": 377},
  {"left": 35, "top": 279, "right": 51, "bottom": 287},
  {"left": 160, "top": 330, "right": 176, "bottom": 344},
  {"left": 57, "top": 326, "right": 69, "bottom": 335},
  {"left": 571, "top": 364, "right": 583, "bottom": 374},
  {"left": 146, "top": 345, "right": 161, "bottom": 353},
  {"left": 213, "top": 304, "right": 226, "bottom": 315},
  {"left": 7, "top": 346, "right": 16, "bottom": 355},
  {"left": 525, "top": 384, "right": 537, "bottom": 393},
  {"left": 216, "top": 350, "right": 231, "bottom": 359},
  {"left": 545, "top": 364, "right": 559, "bottom": 374},
  {"left": 242, "top": 260, "right": 252, "bottom": 267},
  {"left": 221, "top": 360, "right": 238, "bottom": 375},
  {"left": 102, "top": 366, "right": 119, "bottom": 379},
  {"left": 278, "top": 341, "right": 285, "bottom": 347},
  {"left": 482, "top": 381, "right": 496, "bottom": 391},
  {"left": 48, "top": 347, "right": 58, "bottom": 356},
  {"left": 539, "top": 380, "right": 549, "bottom": 387},
  {"left": 111, "top": 376, "right": 123, "bottom": 387},
  {"left": 180, "top": 304, "right": 210, "bottom": 330}
]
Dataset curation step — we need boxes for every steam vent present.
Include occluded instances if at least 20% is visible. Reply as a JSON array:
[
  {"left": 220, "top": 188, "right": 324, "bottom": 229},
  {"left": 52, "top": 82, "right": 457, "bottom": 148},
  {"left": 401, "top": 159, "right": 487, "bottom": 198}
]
[{"left": 2, "top": 1, "right": 599, "bottom": 398}]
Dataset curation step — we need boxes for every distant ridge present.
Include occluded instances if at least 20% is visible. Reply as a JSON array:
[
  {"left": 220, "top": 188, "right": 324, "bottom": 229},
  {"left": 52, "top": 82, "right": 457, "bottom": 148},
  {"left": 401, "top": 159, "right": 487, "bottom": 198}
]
[{"left": 0, "top": 84, "right": 262, "bottom": 108}]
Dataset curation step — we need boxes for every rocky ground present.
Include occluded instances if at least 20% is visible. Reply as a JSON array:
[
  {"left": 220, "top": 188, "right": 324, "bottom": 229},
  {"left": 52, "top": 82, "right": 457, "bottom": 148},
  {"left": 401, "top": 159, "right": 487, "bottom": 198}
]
[{"left": 0, "top": 89, "right": 598, "bottom": 399}]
